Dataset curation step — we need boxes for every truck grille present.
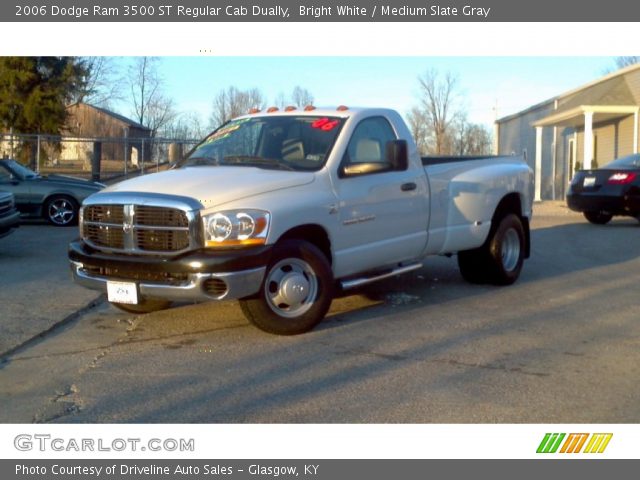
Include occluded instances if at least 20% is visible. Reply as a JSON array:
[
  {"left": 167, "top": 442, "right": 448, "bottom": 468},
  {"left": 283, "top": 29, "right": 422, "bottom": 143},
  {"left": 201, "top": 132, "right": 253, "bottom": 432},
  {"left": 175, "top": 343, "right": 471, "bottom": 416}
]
[{"left": 82, "top": 204, "right": 194, "bottom": 254}]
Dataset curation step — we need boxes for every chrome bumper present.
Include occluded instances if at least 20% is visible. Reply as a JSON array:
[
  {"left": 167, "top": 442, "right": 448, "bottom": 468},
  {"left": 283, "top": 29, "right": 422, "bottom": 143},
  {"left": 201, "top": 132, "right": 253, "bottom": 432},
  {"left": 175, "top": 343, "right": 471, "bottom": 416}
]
[{"left": 69, "top": 260, "right": 265, "bottom": 302}]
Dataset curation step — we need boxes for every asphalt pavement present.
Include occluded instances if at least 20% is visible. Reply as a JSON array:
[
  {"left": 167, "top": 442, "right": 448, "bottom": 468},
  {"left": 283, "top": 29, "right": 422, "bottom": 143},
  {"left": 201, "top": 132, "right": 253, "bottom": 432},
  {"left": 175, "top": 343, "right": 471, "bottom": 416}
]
[
  {"left": 1, "top": 203, "right": 639, "bottom": 423},
  {"left": 0, "top": 221, "right": 101, "bottom": 356}
]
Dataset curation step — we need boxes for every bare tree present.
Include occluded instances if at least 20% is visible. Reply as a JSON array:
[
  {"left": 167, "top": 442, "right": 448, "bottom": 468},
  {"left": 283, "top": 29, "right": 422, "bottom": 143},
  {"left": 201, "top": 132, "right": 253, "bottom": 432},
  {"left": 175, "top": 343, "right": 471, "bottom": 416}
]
[
  {"left": 291, "top": 86, "right": 314, "bottom": 107},
  {"left": 163, "top": 112, "right": 206, "bottom": 140},
  {"left": 145, "top": 94, "right": 177, "bottom": 138},
  {"left": 73, "top": 57, "right": 123, "bottom": 107},
  {"left": 274, "top": 92, "right": 288, "bottom": 109},
  {"left": 451, "top": 115, "right": 493, "bottom": 155},
  {"left": 415, "top": 69, "right": 461, "bottom": 155},
  {"left": 209, "top": 86, "right": 264, "bottom": 128},
  {"left": 124, "top": 57, "right": 176, "bottom": 137},
  {"left": 273, "top": 86, "right": 314, "bottom": 110},
  {"left": 406, "top": 106, "right": 430, "bottom": 155}
]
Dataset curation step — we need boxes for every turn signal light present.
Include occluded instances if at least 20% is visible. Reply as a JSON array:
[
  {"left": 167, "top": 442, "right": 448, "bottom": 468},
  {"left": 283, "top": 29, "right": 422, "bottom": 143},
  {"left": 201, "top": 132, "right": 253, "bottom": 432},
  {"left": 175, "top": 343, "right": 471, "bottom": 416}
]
[{"left": 607, "top": 172, "right": 637, "bottom": 184}]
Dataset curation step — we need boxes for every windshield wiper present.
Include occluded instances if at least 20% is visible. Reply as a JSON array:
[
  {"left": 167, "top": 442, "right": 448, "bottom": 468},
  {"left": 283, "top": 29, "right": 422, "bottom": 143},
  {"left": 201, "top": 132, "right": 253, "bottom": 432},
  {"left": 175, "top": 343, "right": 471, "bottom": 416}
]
[{"left": 221, "top": 156, "right": 294, "bottom": 171}]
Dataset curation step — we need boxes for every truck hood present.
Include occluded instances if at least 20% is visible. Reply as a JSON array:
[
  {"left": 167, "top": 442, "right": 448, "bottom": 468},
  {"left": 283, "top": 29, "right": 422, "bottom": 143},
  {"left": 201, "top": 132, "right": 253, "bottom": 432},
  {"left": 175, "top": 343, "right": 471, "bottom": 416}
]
[{"left": 103, "top": 166, "right": 315, "bottom": 208}]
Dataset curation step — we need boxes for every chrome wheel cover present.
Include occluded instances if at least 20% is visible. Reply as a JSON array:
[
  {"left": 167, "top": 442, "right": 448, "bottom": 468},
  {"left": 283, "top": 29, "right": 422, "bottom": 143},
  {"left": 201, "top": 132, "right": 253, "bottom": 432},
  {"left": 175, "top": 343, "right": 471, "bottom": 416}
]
[
  {"left": 264, "top": 258, "right": 318, "bottom": 318},
  {"left": 501, "top": 228, "right": 521, "bottom": 272},
  {"left": 48, "top": 199, "right": 75, "bottom": 225}
]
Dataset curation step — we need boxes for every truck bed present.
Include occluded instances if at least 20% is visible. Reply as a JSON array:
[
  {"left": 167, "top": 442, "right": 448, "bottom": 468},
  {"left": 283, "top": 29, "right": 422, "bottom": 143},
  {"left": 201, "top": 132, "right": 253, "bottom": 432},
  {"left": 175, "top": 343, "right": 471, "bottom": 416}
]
[{"left": 421, "top": 155, "right": 500, "bottom": 166}]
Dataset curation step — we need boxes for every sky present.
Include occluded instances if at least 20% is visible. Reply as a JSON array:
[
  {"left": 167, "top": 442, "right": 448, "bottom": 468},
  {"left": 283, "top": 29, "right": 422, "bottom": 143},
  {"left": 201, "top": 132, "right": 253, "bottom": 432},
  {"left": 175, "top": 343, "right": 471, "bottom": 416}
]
[{"left": 112, "top": 56, "right": 619, "bottom": 130}]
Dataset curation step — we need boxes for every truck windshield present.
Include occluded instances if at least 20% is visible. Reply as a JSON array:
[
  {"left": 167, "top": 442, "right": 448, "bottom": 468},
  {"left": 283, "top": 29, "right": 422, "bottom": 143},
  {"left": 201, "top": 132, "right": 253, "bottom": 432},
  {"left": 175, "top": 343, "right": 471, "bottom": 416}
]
[{"left": 181, "top": 115, "right": 345, "bottom": 171}]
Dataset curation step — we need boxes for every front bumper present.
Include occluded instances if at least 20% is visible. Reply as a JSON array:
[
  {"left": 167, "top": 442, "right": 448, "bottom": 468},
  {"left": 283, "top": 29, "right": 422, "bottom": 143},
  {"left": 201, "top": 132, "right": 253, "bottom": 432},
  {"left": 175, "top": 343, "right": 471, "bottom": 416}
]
[
  {"left": 0, "top": 209, "right": 20, "bottom": 238},
  {"left": 68, "top": 240, "right": 272, "bottom": 303}
]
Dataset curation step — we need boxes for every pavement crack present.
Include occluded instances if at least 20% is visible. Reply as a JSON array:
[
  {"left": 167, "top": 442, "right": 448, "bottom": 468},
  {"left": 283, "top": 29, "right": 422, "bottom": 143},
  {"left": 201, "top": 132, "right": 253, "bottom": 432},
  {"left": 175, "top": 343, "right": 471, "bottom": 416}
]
[{"left": 0, "top": 295, "right": 105, "bottom": 366}]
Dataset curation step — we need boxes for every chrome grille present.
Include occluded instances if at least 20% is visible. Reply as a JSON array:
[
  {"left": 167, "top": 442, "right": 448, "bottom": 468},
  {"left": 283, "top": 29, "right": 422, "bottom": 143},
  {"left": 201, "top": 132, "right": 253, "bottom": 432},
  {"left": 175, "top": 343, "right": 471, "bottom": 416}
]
[
  {"left": 84, "top": 205, "right": 124, "bottom": 224},
  {"left": 135, "top": 206, "right": 189, "bottom": 227},
  {"left": 83, "top": 224, "right": 125, "bottom": 249},
  {"left": 135, "top": 229, "right": 190, "bottom": 251},
  {"left": 82, "top": 203, "right": 194, "bottom": 254}
]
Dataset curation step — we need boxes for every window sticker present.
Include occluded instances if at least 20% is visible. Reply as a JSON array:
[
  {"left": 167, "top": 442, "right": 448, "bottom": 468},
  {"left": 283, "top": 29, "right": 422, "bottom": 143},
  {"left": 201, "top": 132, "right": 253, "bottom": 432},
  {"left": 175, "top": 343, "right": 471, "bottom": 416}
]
[
  {"left": 311, "top": 117, "right": 339, "bottom": 131},
  {"left": 202, "top": 118, "right": 252, "bottom": 145}
]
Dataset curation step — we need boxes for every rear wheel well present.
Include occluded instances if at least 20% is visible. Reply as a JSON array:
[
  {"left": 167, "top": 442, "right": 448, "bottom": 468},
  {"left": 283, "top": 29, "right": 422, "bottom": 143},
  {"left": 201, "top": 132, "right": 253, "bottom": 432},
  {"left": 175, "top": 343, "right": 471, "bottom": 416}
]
[
  {"left": 493, "top": 192, "right": 522, "bottom": 221},
  {"left": 277, "top": 225, "right": 332, "bottom": 265},
  {"left": 492, "top": 192, "right": 530, "bottom": 258}
]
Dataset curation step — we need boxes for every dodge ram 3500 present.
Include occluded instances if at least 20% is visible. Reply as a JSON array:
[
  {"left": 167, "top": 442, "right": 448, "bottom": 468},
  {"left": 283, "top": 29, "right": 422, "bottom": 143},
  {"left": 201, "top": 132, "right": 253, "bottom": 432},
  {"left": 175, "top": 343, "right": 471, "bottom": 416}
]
[{"left": 69, "top": 107, "right": 534, "bottom": 335}]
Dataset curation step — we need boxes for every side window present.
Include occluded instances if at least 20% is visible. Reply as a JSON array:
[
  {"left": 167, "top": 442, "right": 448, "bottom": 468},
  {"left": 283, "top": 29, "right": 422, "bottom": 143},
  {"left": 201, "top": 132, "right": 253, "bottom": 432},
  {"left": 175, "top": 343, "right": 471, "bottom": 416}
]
[
  {"left": 343, "top": 117, "right": 396, "bottom": 165},
  {"left": 0, "top": 166, "right": 11, "bottom": 183}
]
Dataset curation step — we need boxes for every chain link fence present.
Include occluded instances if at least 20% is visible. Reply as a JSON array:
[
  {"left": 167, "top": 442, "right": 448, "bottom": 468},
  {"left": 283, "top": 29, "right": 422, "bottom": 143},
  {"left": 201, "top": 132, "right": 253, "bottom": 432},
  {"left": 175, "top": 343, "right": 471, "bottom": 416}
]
[{"left": 1, "top": 133, "right": 200, "bottom": 182}]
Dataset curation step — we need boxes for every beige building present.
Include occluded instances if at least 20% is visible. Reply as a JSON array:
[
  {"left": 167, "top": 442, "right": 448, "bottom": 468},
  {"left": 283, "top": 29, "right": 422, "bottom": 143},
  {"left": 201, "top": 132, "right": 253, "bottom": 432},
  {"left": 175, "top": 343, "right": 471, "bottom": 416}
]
[
  {"left": 495, "top": 64, "right": 640, "bottom": 200},
  {"left": 64, "top": 102, "right": 153, "bottom": 165}
]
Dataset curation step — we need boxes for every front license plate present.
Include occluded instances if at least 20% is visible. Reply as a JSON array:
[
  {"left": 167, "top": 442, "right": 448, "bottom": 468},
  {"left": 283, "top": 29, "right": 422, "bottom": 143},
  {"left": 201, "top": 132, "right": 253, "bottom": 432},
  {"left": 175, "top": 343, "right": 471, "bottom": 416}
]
[
  {"left": 583, "top": 176, "right": 596, "bottom": 187},
  {"left": 107, "top": 281, "right": 138, "bottom": 304}
]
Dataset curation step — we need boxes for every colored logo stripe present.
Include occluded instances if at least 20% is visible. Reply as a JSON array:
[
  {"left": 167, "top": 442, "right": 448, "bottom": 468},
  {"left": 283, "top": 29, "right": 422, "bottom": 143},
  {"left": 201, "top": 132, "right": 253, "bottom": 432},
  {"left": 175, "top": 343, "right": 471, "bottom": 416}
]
[
  {"left": 583, "top": 433, "right": 613, "bottom": 453},
  {"left": 537, "top": 433, "right": 612, "bottom": 453},
  {"left": 560, "top": 433, "right": 589, "bottom": 453},
  {"left": 537, "top": 433, "right": 566, "bottom": 453}
]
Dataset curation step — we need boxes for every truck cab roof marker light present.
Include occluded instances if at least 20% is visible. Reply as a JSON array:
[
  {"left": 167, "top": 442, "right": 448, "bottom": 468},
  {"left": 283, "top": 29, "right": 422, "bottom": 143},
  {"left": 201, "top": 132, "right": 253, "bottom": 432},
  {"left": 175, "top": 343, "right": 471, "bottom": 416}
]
[
  {"left": 266, "top": 107, "right": 279, "bottom": 113},
  {"left": 337, "top": 105, "right": 349, "bottom": 111},
  {"left": 248, "top": 108, "right": 261, "bottom": 114},
  {"left": 284, "top": 106, "right": 297, "bottom": 112},
  {"left": 304, "top": 105, "right": 316, "bottom": 111}
]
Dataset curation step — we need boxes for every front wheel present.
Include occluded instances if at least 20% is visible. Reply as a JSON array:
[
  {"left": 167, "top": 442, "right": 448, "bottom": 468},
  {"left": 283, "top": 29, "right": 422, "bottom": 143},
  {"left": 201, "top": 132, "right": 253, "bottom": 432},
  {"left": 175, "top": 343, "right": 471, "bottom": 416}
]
[
  {"left": 458, "top": 213, "right": 525, "bottom": 286},
  {"left": 239, "top": 240, "right": 333, "bottom": 335},
  {"left": 44, "top": 195, "right": 78, "bottom": 226},
  {"left": 584, "top": 211, "right": 613, "bottom": 225}
]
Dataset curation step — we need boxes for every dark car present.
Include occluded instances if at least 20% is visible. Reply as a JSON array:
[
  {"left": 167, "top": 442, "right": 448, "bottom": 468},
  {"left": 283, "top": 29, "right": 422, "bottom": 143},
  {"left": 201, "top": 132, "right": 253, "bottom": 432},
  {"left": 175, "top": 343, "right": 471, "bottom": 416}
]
[
  {"left": 0, "top": 191, "right": 20, "bottom": 238},
  {"left": 567, "top": 153, "right": 640, "bottom": 224},
  {"left": 0, "top": 159, "right": 104, "bottom": 226}
]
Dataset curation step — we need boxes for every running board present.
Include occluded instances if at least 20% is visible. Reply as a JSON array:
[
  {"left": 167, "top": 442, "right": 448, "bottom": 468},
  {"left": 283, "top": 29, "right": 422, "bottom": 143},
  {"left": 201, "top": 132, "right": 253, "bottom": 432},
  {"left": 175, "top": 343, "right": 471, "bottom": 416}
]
[{"left": 340, "top": 263, "right": 423, "bottom": 290}]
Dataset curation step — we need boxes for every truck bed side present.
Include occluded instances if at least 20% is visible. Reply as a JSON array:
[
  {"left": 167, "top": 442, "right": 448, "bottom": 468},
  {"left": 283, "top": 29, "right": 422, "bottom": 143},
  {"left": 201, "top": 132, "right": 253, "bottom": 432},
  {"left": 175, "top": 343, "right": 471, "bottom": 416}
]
[{"left": 422, "top": 155, "right": 533, "bottom": 256}]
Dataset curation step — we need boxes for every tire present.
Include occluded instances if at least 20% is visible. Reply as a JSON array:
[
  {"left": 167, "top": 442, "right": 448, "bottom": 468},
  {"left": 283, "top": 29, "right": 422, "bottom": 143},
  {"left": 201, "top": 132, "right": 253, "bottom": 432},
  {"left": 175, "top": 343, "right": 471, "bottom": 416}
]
[
  {"left": 239, "top": 240, "right": 333, "bottom": 335},
  {"left": 44, "top": 195, "right": 78, "bottom": 226},
  {"left": 111, "top": 299, "right": 173, "bottom": 314},
  {"left": 458, "top": 213, "right": 525, "bottom": 286},
  {"left": 583, "top": 211, "right": 613, "bottom": 225}
]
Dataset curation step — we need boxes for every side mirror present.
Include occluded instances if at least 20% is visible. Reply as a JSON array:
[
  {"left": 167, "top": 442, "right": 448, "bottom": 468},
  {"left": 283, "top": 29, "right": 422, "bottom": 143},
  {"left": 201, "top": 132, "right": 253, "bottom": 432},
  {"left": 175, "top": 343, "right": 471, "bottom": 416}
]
[{"left": 386, "top": 140, "right": 408, "bottom": 171}]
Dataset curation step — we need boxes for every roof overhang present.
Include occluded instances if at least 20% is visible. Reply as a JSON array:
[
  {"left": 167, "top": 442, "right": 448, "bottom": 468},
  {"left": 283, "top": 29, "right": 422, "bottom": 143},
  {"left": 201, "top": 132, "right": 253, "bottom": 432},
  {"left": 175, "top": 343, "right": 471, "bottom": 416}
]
[{"left": 532, "top": 105, "right": 639, "bottom": 128}]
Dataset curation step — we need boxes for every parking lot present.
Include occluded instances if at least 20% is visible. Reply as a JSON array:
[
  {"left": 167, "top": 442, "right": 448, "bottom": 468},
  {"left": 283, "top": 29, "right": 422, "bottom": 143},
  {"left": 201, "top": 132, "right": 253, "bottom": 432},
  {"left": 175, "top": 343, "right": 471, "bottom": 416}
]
[{"left": 1, "top": 202, "right": 639, "bottom": 423}]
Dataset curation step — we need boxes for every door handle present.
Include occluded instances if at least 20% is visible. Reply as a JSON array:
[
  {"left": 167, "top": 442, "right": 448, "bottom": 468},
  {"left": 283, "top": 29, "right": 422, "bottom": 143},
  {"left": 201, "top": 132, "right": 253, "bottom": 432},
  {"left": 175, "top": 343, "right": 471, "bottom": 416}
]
[{"left": 401, "top": 182, "right": 417, "bottom": 192}]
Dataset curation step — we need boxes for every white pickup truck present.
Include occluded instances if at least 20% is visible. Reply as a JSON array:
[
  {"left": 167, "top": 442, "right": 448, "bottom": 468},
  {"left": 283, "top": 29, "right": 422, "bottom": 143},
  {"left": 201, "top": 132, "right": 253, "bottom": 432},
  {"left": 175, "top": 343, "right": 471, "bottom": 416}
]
[{"left": 69, "top": 107, "right": 533, "bottom": 335}]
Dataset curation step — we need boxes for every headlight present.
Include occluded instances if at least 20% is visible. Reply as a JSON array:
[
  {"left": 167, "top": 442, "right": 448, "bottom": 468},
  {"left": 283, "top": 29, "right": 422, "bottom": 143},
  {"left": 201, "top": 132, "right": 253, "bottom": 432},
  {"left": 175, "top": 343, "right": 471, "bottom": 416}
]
[{"left": 203, "top": 209, "right": 270, "bottom": 247}]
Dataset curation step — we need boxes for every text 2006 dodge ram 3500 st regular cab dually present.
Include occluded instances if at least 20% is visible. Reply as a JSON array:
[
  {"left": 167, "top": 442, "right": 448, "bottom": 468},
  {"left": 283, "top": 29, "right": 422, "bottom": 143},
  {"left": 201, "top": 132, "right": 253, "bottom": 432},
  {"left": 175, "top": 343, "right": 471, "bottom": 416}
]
[{"left": 69, "top": 107, "right": 534, "bottom": 335}]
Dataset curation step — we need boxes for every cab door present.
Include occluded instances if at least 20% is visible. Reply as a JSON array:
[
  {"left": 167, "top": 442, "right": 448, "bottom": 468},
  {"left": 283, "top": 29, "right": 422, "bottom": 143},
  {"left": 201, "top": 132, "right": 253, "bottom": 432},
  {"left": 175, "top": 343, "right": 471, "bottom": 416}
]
[{"left": 332, "top": 116, "right": 429, "bottom": 277}]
